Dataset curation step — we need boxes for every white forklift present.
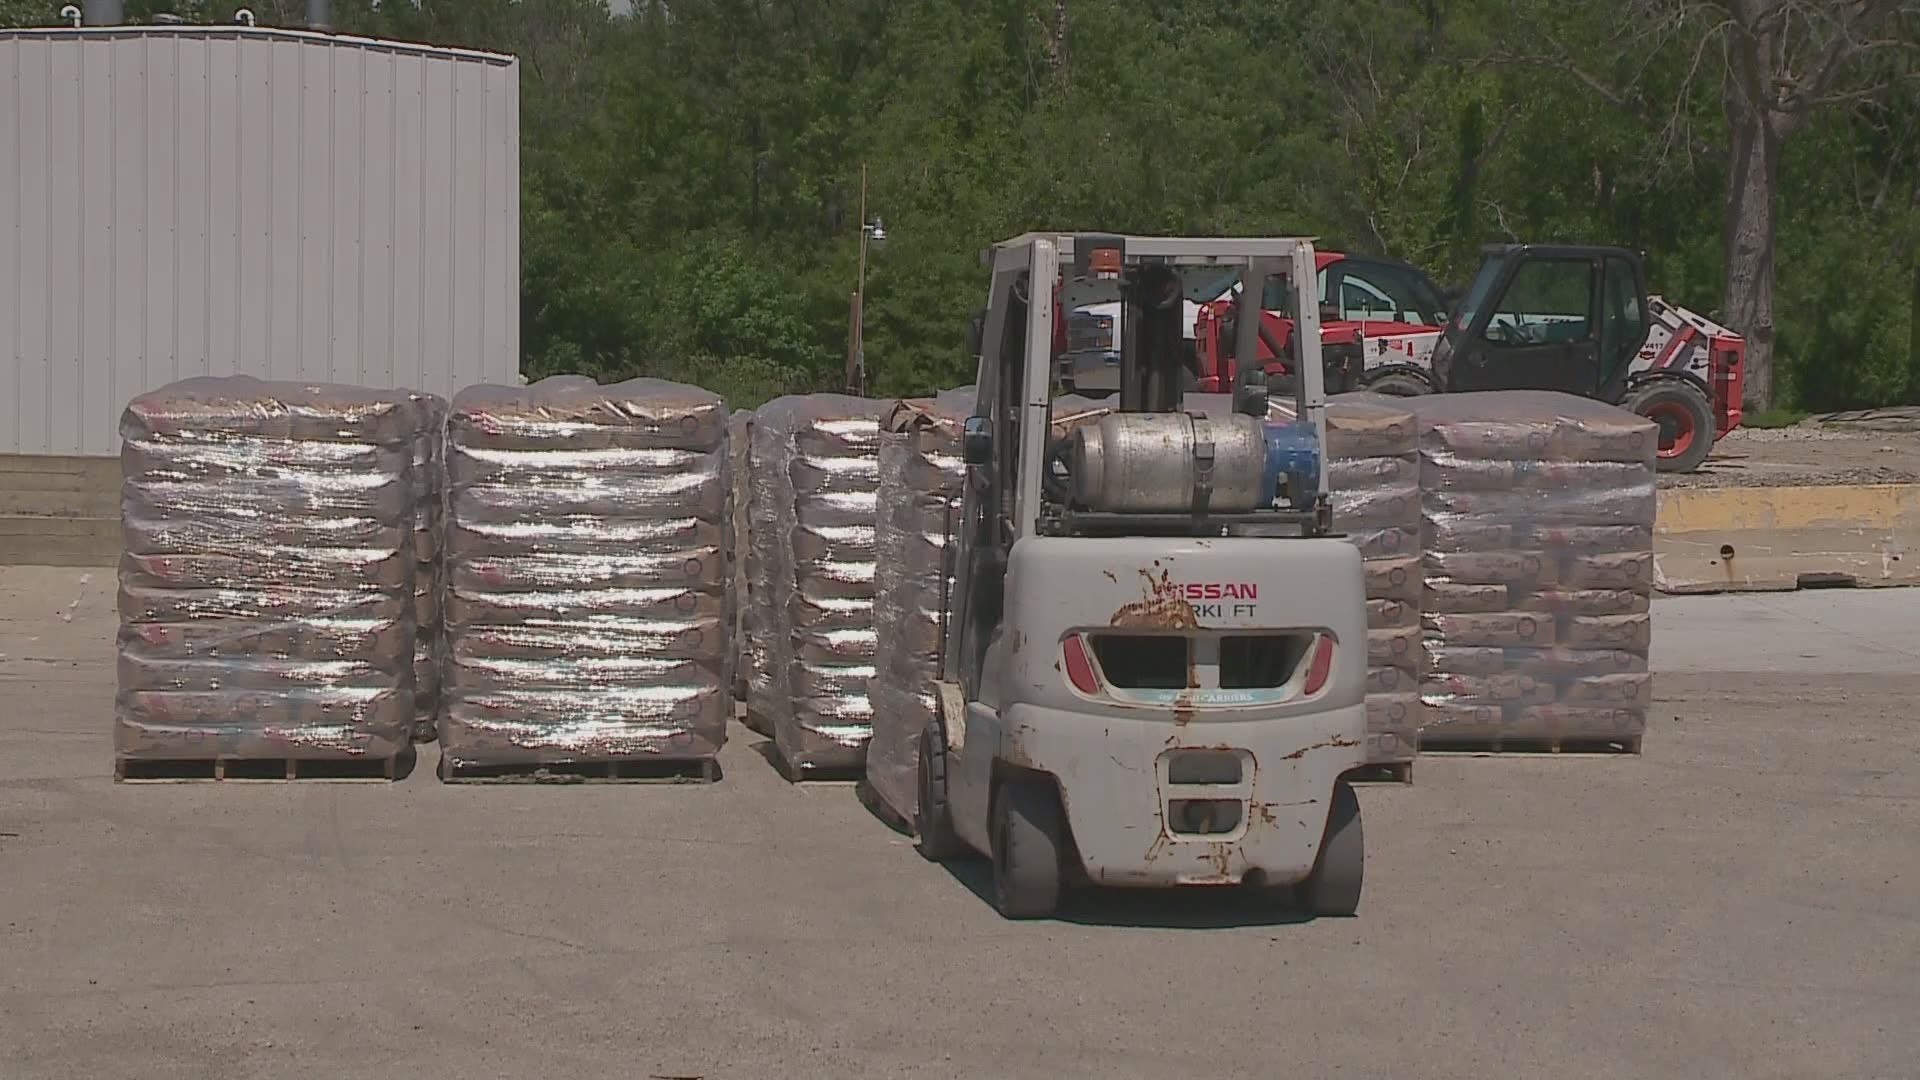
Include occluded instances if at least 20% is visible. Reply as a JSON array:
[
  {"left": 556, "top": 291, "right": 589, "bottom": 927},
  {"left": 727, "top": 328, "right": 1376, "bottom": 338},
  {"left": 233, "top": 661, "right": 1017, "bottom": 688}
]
[{"left": 915, "top": 234, "right": 1371, "bottom": 919}]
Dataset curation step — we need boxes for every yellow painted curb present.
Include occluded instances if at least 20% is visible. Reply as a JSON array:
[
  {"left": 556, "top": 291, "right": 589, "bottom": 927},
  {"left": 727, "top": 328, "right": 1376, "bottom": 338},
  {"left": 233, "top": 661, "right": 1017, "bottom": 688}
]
[{"left": 1654, "top": 484, "right": 1920, "bottom": 593}]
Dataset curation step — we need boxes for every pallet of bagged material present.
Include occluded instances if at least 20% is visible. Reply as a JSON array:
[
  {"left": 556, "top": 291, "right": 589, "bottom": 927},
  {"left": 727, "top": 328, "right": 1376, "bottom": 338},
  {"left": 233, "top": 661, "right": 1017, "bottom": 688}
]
[
  {"left": 115, "top": 748, "right": 416, "bottom": 783},
  {"left": 440, "top": 376, "right": 734, "bottom": 776},
  {"left": 435, "top": 754, "right": 721, "bottom": 784},
  {"left": 116, "top": 377, "right": 429, "bottom": 774}
]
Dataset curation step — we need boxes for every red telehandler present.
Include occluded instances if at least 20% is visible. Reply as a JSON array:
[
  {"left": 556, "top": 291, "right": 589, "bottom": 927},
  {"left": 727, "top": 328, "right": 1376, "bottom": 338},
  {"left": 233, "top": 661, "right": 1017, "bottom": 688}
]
[{"left": 1027, "top": 244, "right": 1743, "bottom": 473}]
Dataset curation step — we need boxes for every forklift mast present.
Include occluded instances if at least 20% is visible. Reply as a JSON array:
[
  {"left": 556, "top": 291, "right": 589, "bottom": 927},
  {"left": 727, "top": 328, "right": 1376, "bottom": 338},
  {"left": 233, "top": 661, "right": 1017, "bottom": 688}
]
[{"left": 974, "top": 234, "right": 1333, "bottom": 543}]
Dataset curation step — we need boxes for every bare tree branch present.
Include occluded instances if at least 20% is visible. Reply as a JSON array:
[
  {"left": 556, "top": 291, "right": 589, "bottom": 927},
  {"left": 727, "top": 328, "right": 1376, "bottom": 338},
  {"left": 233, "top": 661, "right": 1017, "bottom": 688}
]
[
  {"left": 1477, "top": 43, "right": 1731, "bottom": 168},
  {"left": 1481, "top": 199, "right": 1521, "bottom": 242}
]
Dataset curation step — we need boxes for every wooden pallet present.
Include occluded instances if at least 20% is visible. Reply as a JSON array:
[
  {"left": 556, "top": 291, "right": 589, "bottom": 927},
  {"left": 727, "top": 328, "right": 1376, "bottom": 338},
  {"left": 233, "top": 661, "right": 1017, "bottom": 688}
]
[
  {"left": 1419, "top": 736, "right": 1643, "bottom": 756},
  {"left": 115, "top": 750, "right": 413, "bottom": 783},
  {"left": 771, "top": 755, "right": 864, "bottom": 786},
  {"left": 436, "top": 756, "right": 722, "bottom": 784},
  {"left": 1347, "top": 760, "right": 1415, "bottom": 785},
  {"left": 749, "top": 739, "right": 863, "bottom": 785}
]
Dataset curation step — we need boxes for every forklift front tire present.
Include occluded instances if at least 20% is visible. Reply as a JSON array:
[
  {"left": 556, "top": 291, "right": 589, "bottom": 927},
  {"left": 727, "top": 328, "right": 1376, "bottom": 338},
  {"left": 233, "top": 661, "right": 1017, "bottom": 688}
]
[
  {"left": 1301, "top": 780, "right": 1364, "bottom": 917},
  {"left": 991, "top": 779, "right": 1065, "bottom": 919},
  {"left": 914, "top": 722, "right": 965, "bottom": 862}
]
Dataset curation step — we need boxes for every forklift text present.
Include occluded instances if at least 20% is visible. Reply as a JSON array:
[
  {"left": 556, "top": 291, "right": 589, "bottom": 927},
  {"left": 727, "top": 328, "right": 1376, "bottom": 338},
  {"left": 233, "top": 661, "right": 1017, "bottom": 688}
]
[{"left": 1180, "top": 583, "right": 1257, "bottom": 620}]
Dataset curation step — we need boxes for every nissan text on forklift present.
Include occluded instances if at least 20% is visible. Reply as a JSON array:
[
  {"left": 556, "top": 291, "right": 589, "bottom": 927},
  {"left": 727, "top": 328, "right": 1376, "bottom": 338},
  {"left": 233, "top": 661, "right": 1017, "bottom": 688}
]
[{"left": 915, "top": 234, "right": 1370, "bottom": 919}]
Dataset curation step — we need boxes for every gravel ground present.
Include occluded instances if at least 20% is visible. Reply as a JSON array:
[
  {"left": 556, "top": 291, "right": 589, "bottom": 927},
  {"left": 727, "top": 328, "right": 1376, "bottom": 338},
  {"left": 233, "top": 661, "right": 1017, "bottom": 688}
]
[
  {"left": 2, "top": 568, "right": 1917, "bottom": 1079},
  {"left": 1667, "top": 409, "right": 1920, "bottom": 488}
]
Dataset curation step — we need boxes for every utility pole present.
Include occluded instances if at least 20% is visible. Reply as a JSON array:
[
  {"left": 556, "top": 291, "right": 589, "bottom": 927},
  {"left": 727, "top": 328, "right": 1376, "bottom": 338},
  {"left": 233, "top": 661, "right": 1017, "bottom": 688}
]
[{"left": 846, "top": 164, "right": 886, "bottom": 395}]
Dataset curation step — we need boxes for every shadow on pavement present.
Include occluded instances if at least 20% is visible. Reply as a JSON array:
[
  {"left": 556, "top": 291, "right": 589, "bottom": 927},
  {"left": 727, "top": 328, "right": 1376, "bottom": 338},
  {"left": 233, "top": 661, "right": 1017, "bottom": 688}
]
[{"left": 939, "top": 855, "right": 1317, "bottom": 929}]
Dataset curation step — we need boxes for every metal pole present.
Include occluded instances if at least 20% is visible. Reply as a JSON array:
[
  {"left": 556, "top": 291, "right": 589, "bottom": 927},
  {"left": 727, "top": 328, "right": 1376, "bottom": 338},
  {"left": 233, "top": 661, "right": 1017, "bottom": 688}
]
[
  {"left": 306, "top": 0, "right": 333, "bottom": 31},
  {"left": 845, "top": 292, "right": 860, "bottom": 394},
  {"left": 853, "top": 164, "right": 868, "bottom": 396}
]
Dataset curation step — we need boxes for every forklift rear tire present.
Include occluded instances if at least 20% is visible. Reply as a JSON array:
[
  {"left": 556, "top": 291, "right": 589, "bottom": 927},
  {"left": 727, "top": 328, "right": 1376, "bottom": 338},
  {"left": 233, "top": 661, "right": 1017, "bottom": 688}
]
[
  {"left": 914, "top": 722, "right": 965, "bottom": 862},
  {"left": 1301, "top": 780, "right": 1364, "bottom": 917},
  {"left": 991, "top": 779, "right": 1064, "bottom": 919},
  {"left": 1362, "top": 372, "right": 1432, "bottom": 397},
  {"left": 1623, "top": 381, "right": 1714, "bottom": 473}
]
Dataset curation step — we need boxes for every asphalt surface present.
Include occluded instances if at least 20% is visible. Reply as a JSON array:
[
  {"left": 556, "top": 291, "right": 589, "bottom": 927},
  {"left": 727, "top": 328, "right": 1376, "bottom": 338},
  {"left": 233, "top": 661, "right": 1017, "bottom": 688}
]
[{"left": 1, "top": 569, "right": 1915, "bottom": 1079}]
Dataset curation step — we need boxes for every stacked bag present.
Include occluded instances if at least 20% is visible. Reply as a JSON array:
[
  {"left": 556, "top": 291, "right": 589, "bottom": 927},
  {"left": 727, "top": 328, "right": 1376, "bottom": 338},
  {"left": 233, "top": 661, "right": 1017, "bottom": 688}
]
[
  {"left": 728, "top": 409, "right": 753, "bottom": 704},
  {"left": 408, "top": 392, "right": 448, "bottom": 741},
  {"left": 440, "top": 376, "right": 733, "bottom": 770},
  {"left": 747, "top": 395, "right": 886, "bottom": 775},
  {"left": 116, "top": 376, "right": 421, "bottom": 765},
  {"left": 867, "top": 392, "right": 972, "bottom": 824},
  {"left": 1415, "top": 391, "right": 1657, "bottom": 747},
  {"left": 1325, "top": 395, "right": 1425, "bottom": 769}
]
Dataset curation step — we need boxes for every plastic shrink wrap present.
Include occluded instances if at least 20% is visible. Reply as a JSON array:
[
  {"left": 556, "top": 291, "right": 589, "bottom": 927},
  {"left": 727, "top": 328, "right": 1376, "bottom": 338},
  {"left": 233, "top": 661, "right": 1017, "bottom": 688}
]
[
  {"left": 440, "top": 376, "right": 732, "bottom": 769},
  {"left": 409, "top": 391, "right": 448, "bottom": 740},
  {"left": 728, "top": 409, "right": 753, "bottom": 707},
  {"left": 1414, "top": 391, "right": 1656, "bottom": 747},
  {"left": 867, "top": 391, "right": 974, "bottom": 823},
  {"left": 748, "top": 395, "right": 887, "bottom": 774},
  {"left": 1324, "top": 394, "right": 1424, "bottom": 768},
  {"left": 116, "top": 376, "right": 420, "bottom": 764}
]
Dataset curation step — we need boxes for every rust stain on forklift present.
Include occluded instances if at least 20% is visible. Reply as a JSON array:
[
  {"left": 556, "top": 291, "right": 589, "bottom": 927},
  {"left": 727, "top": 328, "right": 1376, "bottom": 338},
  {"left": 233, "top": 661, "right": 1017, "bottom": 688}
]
[
  {"left": 1279, "top": 735, "right": 1361, "bottom": 761},
  {"left": 1202, "top": 841, "right": 1234, "bottom": 880},
  {"left": 1109, "top": 568, "right": 1199, "bottom": 630},
  {"left": 1252, "top": 797, "right": 1318, "bottom": 828},
  {"left": 1167, "top": 681, "right": 1199, "bottom": 726}
]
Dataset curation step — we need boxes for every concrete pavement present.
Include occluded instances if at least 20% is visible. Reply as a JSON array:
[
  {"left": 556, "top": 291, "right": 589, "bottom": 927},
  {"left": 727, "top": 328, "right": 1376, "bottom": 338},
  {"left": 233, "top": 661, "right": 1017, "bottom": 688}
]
[
  {"left": 0, "top": 568, "right": 1915, "bottom": 1079},
  {"left": 1651, "top": 589, "right": 1920, "bottom": 674}
]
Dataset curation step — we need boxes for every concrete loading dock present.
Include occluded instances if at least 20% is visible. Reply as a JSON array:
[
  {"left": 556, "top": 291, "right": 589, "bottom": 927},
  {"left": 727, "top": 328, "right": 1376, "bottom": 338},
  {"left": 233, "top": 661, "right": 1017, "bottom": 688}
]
[{"left": 1649, "top": 416, "right": 1920, "bottom": 592}]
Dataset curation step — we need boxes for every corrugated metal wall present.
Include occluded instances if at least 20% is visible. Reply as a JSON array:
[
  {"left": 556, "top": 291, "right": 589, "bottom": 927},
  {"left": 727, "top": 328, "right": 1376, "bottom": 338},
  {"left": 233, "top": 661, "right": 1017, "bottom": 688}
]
[{"left": 0, "top": 27, "right": 520, "bottom": 456}]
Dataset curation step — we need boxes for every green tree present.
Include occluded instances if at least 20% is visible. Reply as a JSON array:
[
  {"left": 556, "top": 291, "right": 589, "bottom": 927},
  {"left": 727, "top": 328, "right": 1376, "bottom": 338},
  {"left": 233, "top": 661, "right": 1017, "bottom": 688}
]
[{"left": 6, "top": 0, "right": 1916, "bottom": 409}]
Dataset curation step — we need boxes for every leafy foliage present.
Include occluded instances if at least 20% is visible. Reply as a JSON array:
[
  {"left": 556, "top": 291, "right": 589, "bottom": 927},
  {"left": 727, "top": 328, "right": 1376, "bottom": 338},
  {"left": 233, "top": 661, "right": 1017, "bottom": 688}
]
[{"left": 3, "top": 0, "right": 1915, "bottom": 408}]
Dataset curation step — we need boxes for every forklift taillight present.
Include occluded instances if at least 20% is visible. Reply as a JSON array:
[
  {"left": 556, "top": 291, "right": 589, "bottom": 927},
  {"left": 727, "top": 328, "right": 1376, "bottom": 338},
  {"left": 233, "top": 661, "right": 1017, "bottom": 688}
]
[
  {"left": 1301, "top": 634, "right": 1335, "bottom": 696},
  {"left": 1062, "top": 634, "right": 1100, "bottom": 694}
]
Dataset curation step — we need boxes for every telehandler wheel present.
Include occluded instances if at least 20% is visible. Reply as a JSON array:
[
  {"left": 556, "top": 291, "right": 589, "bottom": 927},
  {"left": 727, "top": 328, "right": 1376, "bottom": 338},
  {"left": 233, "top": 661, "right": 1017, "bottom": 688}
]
[
  {"left": 1362, "top": 372, "right": 1432, "bottom": 397},
  {"left": 1301, "top": 780, "right": 1364, "bottom": 917},
  {"left": 913, "top": 722, "right": 965, "bottom": 861},
  {"left": 1623, "top": 381, "right": 1715, "bottom": 473},
  {"left": 991, "top": 779, "right": 1064, "bottom": 919}
]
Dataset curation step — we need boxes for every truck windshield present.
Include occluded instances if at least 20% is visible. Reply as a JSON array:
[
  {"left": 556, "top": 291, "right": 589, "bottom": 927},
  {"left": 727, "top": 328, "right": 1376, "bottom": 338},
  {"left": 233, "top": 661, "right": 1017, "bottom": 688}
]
[
  {"left": 1336, "top": 260, "right": 1450, "bottom": 325},
  {"left": 1446, "top": 254, "right": 1510, "bottom": 344},
  {"left": 1200, "top": 273, "right": 1290, "bottom": 310}
]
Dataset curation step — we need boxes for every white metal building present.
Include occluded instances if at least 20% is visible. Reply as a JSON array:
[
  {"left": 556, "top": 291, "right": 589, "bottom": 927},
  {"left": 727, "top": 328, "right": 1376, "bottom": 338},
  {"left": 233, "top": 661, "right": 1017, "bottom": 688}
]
[{"left": 0, "top": 25, "right": 520, "bottom": 456}]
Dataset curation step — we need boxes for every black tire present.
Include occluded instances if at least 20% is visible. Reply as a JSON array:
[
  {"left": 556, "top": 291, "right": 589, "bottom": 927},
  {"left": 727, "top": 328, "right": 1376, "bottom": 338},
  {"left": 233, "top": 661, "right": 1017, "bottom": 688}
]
[
  {"left": 1622, "top": 380, "right": 1715, "bottom": 473},
  {"left": 913, "top": 722, "right": 965, "bottom": 861},
  {"left": 1361, "top": 372, "right": 1433, "bottom": 397},
  {"left": 991, "top": 779, "right": 1064, "bottom": 919},
  {"left": 1301, "top": 780, "right": 1364, "bottom": 917}
]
